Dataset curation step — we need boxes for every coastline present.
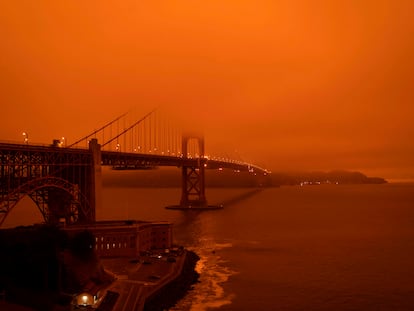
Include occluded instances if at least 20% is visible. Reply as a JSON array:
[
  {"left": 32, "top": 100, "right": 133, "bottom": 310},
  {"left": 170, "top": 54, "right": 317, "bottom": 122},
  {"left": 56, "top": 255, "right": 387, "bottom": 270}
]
[
  {"left": 98, "top": 249, "right": 200, "bottom": 311},
  {"left": 143, "top": 250, "right": 200, "bottom": 311}
]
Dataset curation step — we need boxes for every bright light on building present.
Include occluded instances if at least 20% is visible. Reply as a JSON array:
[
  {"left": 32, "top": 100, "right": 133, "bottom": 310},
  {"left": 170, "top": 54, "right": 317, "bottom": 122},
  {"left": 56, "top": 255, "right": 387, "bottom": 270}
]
[
  {"left": 82, "top": 295, "right": 89, "bottom": 305},
  {"left": 75, "top": 292, "right": 94, "bottom": 307}
]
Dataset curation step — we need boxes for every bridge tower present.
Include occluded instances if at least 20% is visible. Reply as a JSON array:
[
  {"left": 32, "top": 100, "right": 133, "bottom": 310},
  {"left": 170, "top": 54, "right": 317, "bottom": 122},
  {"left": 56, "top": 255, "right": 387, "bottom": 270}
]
[{"left": 180, "top": 133, "right": 207, "bottom": 208}]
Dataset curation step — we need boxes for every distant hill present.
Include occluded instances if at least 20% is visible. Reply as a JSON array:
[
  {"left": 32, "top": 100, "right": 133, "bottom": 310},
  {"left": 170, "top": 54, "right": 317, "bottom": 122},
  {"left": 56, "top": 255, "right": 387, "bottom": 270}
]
[{"left": 270, "top": 170, "right": 387, "bottom": 186}]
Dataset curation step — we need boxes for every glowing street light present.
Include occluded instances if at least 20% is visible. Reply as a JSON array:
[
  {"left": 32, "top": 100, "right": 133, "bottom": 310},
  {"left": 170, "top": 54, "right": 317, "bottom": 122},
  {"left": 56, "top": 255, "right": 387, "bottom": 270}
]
[
  {"left": 82, "top": 295, "right": 89, "bottom": 305},
  {"left": 22, "top": 132, "right": 29, "bottom": 144}
]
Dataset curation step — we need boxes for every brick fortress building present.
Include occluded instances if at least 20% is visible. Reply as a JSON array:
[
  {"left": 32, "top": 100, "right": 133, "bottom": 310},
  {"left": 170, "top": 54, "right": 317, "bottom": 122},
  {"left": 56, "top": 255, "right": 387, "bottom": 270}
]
[{"left": 63, "top": 220, "right": 173, "bottom": 258}]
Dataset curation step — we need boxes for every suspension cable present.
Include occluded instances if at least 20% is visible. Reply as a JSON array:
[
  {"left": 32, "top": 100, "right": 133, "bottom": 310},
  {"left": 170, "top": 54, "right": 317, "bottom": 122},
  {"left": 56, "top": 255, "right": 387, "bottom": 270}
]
[
  {"left": 68, "top": 111, "right": 128, "bottom": 147},
  {"left": 102, "top": 108, "right": 157, "bottom": 148}
]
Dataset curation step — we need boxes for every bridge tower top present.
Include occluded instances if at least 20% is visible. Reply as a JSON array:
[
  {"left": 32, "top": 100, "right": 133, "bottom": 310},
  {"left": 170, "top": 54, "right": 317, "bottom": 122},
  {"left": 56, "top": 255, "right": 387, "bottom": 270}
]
[{"left": 181, "top": 132, "right": 205, "bottom": 159}]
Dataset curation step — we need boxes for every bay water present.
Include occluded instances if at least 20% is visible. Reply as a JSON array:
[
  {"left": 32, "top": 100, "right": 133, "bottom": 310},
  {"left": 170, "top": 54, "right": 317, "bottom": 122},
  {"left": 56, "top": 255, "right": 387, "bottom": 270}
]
[
  {"left": 5, "top": 180, "right": 414, "bottom": 310},
  {"left": 100, "top": 182, "right": 414, "bottom": 311}
]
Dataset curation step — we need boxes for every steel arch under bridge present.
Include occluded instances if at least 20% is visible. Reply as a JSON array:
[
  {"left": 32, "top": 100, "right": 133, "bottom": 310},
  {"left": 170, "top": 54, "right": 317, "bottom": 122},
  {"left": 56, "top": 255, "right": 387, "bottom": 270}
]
[
  {"left": 0, "top": 176, "right": 91, "bottom": 226},
  {"left": 0, "top": 141, "right": 101, "bottom": 226}
]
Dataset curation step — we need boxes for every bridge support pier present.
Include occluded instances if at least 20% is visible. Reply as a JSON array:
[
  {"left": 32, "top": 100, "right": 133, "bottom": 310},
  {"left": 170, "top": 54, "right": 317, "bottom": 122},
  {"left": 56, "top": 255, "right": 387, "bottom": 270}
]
[
  {"left": 166, "top": 134, "right": 220, "bottom": 210},
  {"left": 180, "top": 165, "right": 207, "bottom": 207},
  {"left": 179, "top": 134, "right": 207, "bottom": 207}
]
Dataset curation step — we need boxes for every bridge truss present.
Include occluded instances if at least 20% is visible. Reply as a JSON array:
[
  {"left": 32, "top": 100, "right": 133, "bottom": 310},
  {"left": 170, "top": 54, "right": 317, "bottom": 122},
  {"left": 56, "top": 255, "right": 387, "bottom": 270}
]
[{"left": 0, "top": 143, "right": 96, "bottom": 226}]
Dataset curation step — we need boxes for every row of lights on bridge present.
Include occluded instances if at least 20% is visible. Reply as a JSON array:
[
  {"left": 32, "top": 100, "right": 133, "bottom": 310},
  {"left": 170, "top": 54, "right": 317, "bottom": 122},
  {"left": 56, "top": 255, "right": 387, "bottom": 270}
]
[
  {"left": 111, "top": 145, "right": 246, "bottom": 164},
  {"left": 113, "top": 144, "right": 186, "bottom": 157},
  {"left": 81, "top": 139, "right": 250, "bottom": 165},
  {"left": 20, "top": 134, "right": 268, "bottom": 174},
  {"left": 116, "top": 144, "right": 269, "bottom": 175},
  {"left": 110, "top": 142, "right": 266, "bottom": 172},
  {"left": 22, "top": 132, "right": 29, "bottom": 144},
  {"left": 22, "top": 132, "right": 66, "bottom": 147}
]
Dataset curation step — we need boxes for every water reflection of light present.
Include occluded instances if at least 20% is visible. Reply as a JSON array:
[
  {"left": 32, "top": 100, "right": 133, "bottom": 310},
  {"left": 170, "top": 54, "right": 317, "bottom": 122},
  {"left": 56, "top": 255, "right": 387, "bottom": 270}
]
[{"left": 172, "top": 242, "right": 237, "bottom": 311}]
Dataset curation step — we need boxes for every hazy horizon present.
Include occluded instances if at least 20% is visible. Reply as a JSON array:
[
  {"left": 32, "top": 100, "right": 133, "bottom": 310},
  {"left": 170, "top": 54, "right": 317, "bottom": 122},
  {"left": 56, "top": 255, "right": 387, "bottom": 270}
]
[{"left": 1, "top": 1, "right": 413, "bottom": 180}]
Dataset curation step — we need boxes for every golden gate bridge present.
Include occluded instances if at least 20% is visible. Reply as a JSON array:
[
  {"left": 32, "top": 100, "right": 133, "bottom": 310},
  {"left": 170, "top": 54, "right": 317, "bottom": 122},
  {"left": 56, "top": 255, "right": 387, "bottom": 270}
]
[{"left": 0, "top": 109, "right": 270, "bottom": 226}]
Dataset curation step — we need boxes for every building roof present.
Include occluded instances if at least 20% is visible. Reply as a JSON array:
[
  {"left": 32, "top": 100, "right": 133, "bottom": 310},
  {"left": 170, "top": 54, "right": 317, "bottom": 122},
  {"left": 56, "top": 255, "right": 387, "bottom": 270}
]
[{"left": 62, "top": 220, "right": 172, "bottom": 231}]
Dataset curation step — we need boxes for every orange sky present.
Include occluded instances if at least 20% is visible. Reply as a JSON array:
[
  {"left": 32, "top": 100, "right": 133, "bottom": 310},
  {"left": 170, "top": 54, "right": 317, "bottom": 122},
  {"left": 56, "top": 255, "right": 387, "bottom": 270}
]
[{"left": 1, "top": 1, "right": 413, "bottom": 179}]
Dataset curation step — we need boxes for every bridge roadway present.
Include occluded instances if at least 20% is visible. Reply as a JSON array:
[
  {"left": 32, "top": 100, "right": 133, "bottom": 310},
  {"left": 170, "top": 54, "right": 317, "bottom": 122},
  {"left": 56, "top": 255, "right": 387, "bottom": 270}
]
[
  {"left": 0, "top": 141, "right": 268, "bottom": 225},
  {"left": 98, "top": 251, "right": 187, "bottom": 311},
  {"left": 0, "top": 142, "right": 268, "bottom": 174}
]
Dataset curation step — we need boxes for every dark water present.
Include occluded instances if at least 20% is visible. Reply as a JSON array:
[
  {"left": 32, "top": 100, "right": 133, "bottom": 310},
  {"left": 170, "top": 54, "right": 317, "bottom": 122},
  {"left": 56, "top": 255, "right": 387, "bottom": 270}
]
[
  {"left": 99, "top": 183, "right": 414, "bottom": 311},
  {"left": 6, "top": 183, "right": 414, "bottom": 310}
]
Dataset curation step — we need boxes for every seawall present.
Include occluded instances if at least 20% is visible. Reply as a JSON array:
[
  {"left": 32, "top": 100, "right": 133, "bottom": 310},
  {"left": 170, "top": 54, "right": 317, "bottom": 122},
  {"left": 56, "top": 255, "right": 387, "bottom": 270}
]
[
  {"left": 98, "top": 249, "right": 200, "bottom": 311},
  {"left": 143, "top": 250, "right": 200, "bottom": 311}
]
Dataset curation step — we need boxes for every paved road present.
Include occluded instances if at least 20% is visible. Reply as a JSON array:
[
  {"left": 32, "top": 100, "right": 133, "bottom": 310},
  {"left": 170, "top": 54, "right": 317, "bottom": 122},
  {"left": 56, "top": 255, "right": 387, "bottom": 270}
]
[{"left": 97, "top": 252, "right": 186, "bottom": 311}]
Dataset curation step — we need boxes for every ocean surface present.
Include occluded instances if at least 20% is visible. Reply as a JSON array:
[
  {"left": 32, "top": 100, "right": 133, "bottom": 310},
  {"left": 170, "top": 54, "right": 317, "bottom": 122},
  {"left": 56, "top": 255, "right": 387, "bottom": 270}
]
[{"left": 5, "top": 181, "right": 414, "bottom": 310}]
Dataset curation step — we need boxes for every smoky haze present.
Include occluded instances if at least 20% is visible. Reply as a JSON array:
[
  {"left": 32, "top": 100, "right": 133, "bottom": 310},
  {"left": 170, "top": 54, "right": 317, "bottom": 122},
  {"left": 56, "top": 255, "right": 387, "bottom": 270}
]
[{"left": 1, "top": 1, "right": 413, "bottom": 179}]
